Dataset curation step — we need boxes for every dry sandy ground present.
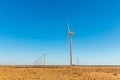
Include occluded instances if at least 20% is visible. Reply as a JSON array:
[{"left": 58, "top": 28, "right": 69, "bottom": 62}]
[{"left": 0, "top": 65, "right": 120, "bottom": 80}]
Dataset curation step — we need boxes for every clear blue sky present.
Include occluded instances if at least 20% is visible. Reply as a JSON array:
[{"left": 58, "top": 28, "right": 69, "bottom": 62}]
[{"left": 0, "top": 0, "right": 120, "bottom": 65}]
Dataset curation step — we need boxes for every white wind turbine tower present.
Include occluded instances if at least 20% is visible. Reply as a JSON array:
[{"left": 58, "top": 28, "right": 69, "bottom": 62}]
[{"left": 66, "top": 21, "right": 74, "bottom": 66}]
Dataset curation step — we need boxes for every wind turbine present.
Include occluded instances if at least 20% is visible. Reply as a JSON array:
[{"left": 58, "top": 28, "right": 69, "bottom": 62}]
[
  {"left": 43, "top": 53, "right": 46, "bottom": 65},
  {"left": 33, "top": 59, "right": 38, "bottom": 65},
  {"left": 66, "top": 21, "right": 74, "bottom": 66},
  {"left": 33, "top": 56, "right": 42, "bottom": 65},
  {"left": 33, "top": 57, "right": 41, "bottom": 65},
  {"left": 77, "top": 58, "right": 79, "bottom": 66},
  {"left": 40, "top": 56, "right": 42, "bottom": 65}
]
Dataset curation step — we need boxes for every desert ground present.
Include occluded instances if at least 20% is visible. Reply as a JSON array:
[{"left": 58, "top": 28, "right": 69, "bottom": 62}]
[{"left": 0, "top": 65, "right": 120, "bottom": 80}]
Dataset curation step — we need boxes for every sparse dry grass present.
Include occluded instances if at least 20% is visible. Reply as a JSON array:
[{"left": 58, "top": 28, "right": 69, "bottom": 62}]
[{"left": 0, "top": 65, "right": 120, "bottom": 80}]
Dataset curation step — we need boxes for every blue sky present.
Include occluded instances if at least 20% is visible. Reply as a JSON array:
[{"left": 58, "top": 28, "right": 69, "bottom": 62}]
[{"left": 0, "top": 0, "right": 120, "bottom": 65}]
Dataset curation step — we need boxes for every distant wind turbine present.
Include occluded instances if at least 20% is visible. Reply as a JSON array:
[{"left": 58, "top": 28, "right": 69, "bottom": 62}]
[
  {"left": 33, "top": 57, "right": 41, "bottom": 65},
  {"left": 40, "top": 56, "right": 42, "bottom": 65},
  {"left": 33, "top": 56, "right": 43, "bottom": 65},
  {"left": 44, "top": 53, "right": 46, "bottom": 65},
  {"left": 77, "top": 58, "right": 79, "bottom": 66}
]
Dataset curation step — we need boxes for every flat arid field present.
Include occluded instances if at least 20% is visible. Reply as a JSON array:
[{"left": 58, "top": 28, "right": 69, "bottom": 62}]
[{"left": 0, "top": 65, "right": 120, "bottom": 80}]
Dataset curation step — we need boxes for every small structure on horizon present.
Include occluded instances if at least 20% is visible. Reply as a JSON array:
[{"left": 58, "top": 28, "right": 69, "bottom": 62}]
[
  {"left": 33, "top": 52, "right": 46, "bottom": 65},
  {"left": 33, "top": 56, "right": 42, "bottom": 65},
  {"left": 44, "top": 53, "right": 46, "bottom": 65},
  {"left": 77, "top": 58, "right": 79, "bottom": 66}
]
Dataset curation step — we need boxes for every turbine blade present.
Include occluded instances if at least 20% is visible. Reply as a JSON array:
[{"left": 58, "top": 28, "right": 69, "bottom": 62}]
[
  {"left": 66, "top": 21, "right": 70, "bottom": 32},
  {"left": 72, "top": 32, "right": 75, "bottom": 34},
  {"left": 64, "top": 34, "right": 69, "bottom": 45}
]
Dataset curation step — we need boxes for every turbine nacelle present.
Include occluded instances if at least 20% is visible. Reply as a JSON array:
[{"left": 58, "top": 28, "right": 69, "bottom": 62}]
[
  {"left": 67, "top": 21, "right": 74, "bottom": 35},
  {"left": 68, "top": 31, "right": 74, "bottom": 35}
]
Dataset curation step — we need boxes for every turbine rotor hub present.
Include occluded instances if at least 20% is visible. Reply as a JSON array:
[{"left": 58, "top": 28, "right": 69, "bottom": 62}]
[{"left": 69, "top": 32, "right": 74, "bottom": 35}]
